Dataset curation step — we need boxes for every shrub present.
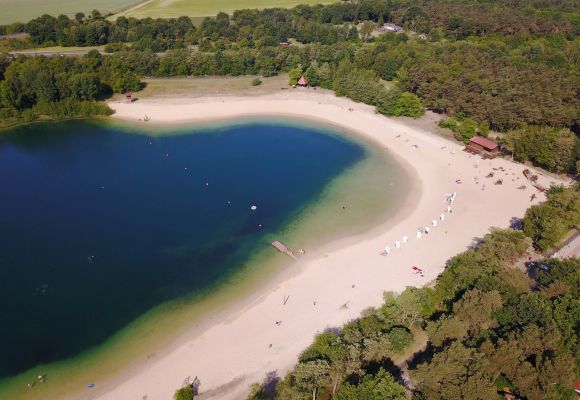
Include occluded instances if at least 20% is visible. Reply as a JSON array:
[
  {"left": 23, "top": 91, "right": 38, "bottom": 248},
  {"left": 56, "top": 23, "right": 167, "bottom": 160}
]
[
  {"left": 523, "top": 185, "right": 580, "bottom": 251},
  {"left": 439, "top": 116, "right": 487, "bottom": 143},
  {"left": 251, "top": 77, "right": 262, "bottom": 86},
  {"left": 174, "top": 386, "right": 194, "bottom": 400}
]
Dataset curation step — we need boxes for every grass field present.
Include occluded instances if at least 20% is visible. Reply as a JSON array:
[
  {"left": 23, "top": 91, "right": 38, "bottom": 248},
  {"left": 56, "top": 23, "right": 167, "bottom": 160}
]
[
  {"left": 115, "top": 0, "right": 334, "bottom": 20},
  {"left": 0, "top": 0, "right": 143, "bottom": 24},
  {"left": 126, "top": 75, "right": 291, "bottom": 100}
]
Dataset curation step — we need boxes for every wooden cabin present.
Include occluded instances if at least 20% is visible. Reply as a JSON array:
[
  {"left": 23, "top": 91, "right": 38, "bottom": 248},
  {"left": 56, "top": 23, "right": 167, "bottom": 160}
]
[
  {"left": 465, "top": 136, "right": 499, "bottom": 159},
  {"left": 296, "top": 75, "right": 309, "bottom": 87}
]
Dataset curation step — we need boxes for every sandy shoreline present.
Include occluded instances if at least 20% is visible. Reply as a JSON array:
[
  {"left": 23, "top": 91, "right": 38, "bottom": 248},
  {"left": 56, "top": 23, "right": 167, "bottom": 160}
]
[{"left": 91, "top": 91, "right": 559, "bottom": 400}]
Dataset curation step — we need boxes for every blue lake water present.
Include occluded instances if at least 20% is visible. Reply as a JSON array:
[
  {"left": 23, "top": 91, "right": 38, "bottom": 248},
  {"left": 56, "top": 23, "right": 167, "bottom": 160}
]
[{"left": 0, "top": 119, "right": 365, "bottom": 379}]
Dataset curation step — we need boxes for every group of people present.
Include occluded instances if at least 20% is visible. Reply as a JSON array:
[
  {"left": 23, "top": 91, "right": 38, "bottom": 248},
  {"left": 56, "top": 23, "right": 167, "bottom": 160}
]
[
  {"left": 379, "top": 192, "right": 457, "bottom": 274},
  {"left": 26, "top": 374, "right": 46, "bottom": 389}
]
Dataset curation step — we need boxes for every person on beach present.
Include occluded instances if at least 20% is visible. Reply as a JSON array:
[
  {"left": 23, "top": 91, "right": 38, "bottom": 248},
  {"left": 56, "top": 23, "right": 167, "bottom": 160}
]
[
  {"left": 440, "top": 213, "right": 445, "bottom": 221},
  {"left": 447, "top": 205, "right": 452, "bottom": 213},
  {"left": 432, "top": 219, "right": 437, "bottom": 227},
  {"left": 395, "top": 241, "right": 401, "bottom": 248},
  {"left": 416, "top": 230, "right": 422, "bottom": 239},
  {"left": 425, "top": 227, "right": 430, "bottom": 234},
  {"left": 402, "top": 236, "right": 408, "bottom": 243}
]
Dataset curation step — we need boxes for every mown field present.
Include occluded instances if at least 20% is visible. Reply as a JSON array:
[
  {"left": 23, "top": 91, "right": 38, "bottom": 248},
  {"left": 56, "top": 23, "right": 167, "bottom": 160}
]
[
  {"left": 0, "top": 0, "right": 141, "bottom": 24},
  {"left": 115, "top": 0, "right": 334, "bottom": 20}
]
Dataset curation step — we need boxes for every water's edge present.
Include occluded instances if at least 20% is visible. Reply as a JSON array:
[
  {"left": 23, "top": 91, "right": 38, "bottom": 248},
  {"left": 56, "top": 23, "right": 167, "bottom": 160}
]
[{"left": 0, "top": 116, "right": 412, "bottom": 400}]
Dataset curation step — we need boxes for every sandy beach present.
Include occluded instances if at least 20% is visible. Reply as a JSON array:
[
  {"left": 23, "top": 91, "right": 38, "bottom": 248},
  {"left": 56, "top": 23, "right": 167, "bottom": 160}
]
[{"left": 97, "top": 91, "right": 561, "bottom": 400}]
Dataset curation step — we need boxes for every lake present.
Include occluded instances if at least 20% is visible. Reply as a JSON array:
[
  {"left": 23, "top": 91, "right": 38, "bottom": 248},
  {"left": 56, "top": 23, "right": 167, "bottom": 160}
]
[{"left": 0, "top": 118, "right": 406, "bottom": 398}]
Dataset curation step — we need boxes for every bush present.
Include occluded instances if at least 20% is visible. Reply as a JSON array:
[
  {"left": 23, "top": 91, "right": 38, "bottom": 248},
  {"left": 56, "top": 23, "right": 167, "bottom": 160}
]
[
  {"left": 391, "top": 92, "right": 424, "bottom": 118},
  {"left": 288, "top": 66, "right": 302, "bottom": 86},
  {"left": 174, "top": 386, "right": 194, "bottom": 400},
  {"left": 438, "top": 116, "right": 487, "bottom": 143},
  {"left": 33, "top": 99, "right": 113, "bottom": 119},
  {"left": 104, "top": 42, "right": 130, "bottom": 53},
  {"left": 111, "top": 72, "right": 142, "bottom": 93},
  {"left": 251, "top": 77, "right": 262, "bottom": 86},
  {"left": 523, "top": 185, "right": 580, "bottom": 251},
  {"left": 378, "top": 89, "right": 424, "bottom": 118}
]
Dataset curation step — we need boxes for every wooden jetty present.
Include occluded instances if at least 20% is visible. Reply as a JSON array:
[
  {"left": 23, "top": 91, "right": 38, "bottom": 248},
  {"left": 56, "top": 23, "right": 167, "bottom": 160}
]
[{"left": 272, "top": 241, "right": 298, "bottom": 260}]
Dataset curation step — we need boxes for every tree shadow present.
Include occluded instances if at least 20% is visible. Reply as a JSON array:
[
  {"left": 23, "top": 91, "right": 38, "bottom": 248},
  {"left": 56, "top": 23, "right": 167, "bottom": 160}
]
[
  {"left": 469, "top": 236, "right": 484, "bottom": 249},
  {"left": 365, "top": 358, "right": 404, "bottom": 385},
  {"left": 509, "top": 217, "right": 523, "bottom": 230},
  {"left": 261, "top": 371, "right": 280, "bottom": 399},
  {"left": 323, "top": 325, "right": 342, "bottom": 335},
  {"left": 406, "top": 341, "right": 436, "bottom": 371}
]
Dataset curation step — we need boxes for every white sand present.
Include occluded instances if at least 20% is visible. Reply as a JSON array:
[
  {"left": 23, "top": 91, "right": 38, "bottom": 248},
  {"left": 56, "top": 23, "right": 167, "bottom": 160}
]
[{"left": 96, "top": 92, "right": 561, "bottom": 400}]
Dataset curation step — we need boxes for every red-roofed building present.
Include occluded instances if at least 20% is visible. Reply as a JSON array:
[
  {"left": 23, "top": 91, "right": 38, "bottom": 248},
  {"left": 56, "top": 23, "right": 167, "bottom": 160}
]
[
  {"left": 465, "top": 136, "right": 499, "bottom": 159},
  {"left": 297, "top": 75, "right": 309, "bottom": 87}
]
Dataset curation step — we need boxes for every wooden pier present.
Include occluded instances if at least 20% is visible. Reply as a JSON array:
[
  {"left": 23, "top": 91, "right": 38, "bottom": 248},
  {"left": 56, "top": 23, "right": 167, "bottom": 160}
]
[{"left": 271, "top": 241, "right": 297, "bottom": 260}]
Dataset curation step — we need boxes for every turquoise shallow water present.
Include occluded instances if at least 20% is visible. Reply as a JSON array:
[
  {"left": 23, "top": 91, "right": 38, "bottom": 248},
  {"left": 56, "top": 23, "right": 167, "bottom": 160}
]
[{"left": 0, "top": 119, "right": 366, "bottom": 379}]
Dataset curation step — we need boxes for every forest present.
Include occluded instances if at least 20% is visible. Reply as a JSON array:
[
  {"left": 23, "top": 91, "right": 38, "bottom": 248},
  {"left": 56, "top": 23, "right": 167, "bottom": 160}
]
[
  {"left": 0, "top": 0, "right": 578, "bottom": 171},
  {"left": 244, "top": 184, "right": 580, "bottom": 400}
]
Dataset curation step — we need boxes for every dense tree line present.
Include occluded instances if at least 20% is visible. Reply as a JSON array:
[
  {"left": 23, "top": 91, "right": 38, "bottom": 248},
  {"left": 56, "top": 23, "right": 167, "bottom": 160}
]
[
  {"left": 246, "top": 205, "right": 579, "bottom": 399},
  {"left": 0, "top": 51, "right": 114, "bottom": 125},
  {"left": 2, "top": 0, "right": 577, "bottom": 50},
  {"left": 403, "top": 38, "right": 579, "bottom": 132},
  {"left": 504, "top": 125, "right": 578, "bottom": 174}
]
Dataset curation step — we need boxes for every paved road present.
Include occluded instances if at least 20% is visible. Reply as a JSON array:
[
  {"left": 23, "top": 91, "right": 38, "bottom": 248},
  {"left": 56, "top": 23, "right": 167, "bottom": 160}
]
[
  {"left": 552, "top": 231, "right": 580, "bottom": 259},
  {"left": 9, "top": 49, "right": 108, "bottom": 57},
  {"left": 10, "top": 49, "right": 167, "bottom": 57}
]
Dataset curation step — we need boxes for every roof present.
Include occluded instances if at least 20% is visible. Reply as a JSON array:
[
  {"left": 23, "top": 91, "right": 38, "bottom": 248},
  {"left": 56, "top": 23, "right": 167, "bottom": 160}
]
[
  {"left": 297, "top": 75, "right": 309, "bottom": 86},
  {"left": 383, "top": 23, "right": 403, "bottom": 30},
  {"left": 124, "top": 92, "right": 133, "bottom": 97},
  {"left": 469, "top": 136, "right": 498, "bottom": 150}
]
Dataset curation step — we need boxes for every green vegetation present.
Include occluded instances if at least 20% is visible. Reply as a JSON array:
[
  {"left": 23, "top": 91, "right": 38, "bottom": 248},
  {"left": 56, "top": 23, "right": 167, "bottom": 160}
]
[
  {"left": 0, "top": 51, "right": 114, "bottom": 126},
  {"left": 523, "top": 185, "right": 580, "bottom": 251},
  {"left": 0, "top": 0, "right": 137, "bottom": 25},
  {"left": 0, "top": 1, "right": 577, "bottom": 397},
  {"left": 504, "top": 125, "right": 578, "bottom": 174},
  {"left": 0, "top": 0, "right": 578, "bottom": 163},
  {"left": 117, "top": 0, "right": 335, "bottom": 20},
  {"left": 248, "top": 202, "right": 580, "bottom": 399},
  {"left": 439, "top": 116, "right": 489, "bottom": 143},
  {"left": 174, "top": 386, "right": 195, "bottom": 400}
]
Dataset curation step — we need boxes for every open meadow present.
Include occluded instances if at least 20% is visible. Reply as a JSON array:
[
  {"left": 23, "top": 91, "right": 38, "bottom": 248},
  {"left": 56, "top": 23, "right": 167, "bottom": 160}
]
[
  {"left": 131, "top": 75, "right": 291, "bottom": 100},
  {"left": 115, "top": 0, "right": 334, "bottom": 20},
  {"left": 0, "top": 0, "right": 140, "bottom": 24}
]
